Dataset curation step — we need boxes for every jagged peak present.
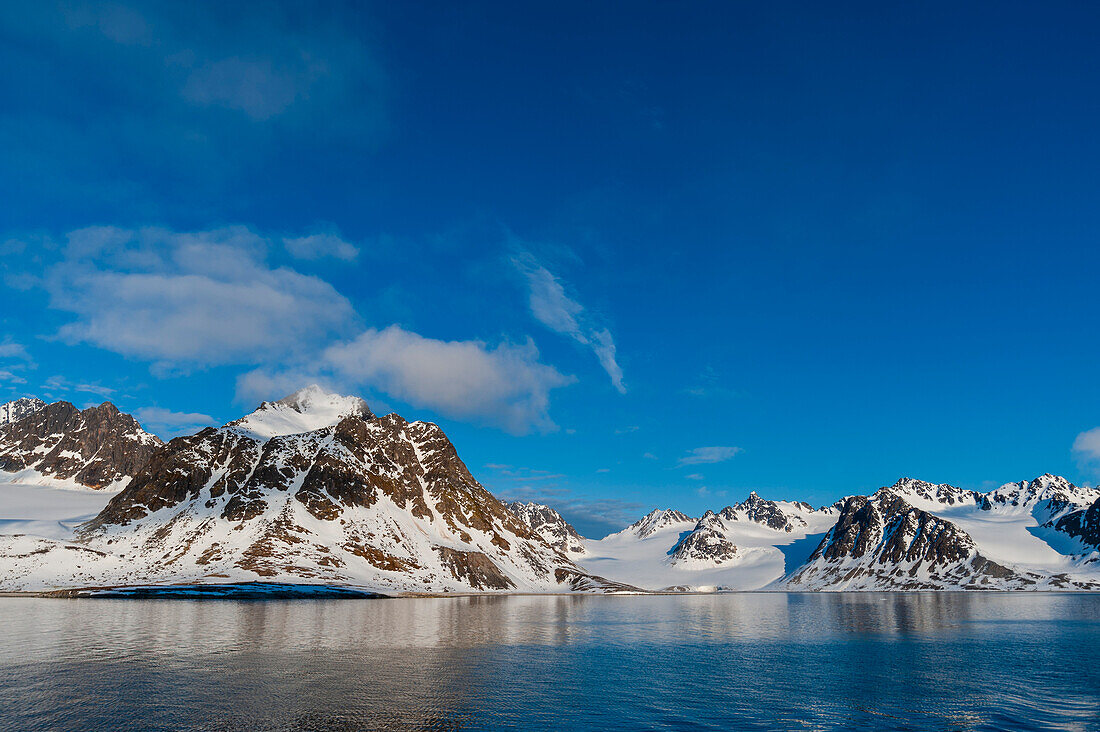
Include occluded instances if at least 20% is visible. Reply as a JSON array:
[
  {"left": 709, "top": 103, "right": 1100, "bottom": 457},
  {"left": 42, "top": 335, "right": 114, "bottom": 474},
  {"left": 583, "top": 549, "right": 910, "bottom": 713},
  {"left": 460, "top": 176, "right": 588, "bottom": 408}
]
[
  {"left": 0, "top": 396, "right": 46, "bottom": 426},
  {"left": 229, "top": 386, "right": 374, "bottom": 440},
  {"left": 627, "top": 508, "right": 696, "bottom": 538}
]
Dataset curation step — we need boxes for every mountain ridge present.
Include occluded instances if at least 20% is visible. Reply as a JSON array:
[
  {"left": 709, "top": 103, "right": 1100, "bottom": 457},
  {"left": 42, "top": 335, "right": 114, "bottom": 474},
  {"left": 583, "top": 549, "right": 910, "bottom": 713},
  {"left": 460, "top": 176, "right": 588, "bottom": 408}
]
[{"left": 1, "top": 389, "right": 1098, "bottom": 593}]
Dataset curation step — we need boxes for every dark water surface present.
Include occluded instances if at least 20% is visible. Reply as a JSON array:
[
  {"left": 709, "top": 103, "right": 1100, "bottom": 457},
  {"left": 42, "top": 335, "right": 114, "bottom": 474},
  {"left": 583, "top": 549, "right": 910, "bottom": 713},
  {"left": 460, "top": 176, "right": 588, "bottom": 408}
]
[{"left": 1, "top": 593, "right": 1098, "bottom": 731}]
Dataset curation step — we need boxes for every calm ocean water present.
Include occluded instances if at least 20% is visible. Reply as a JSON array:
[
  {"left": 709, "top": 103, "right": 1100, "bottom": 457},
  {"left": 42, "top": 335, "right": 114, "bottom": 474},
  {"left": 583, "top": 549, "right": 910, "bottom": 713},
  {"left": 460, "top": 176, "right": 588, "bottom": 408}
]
[{"left": 1, "top": 593, "right": 1097, "bottom": 731}]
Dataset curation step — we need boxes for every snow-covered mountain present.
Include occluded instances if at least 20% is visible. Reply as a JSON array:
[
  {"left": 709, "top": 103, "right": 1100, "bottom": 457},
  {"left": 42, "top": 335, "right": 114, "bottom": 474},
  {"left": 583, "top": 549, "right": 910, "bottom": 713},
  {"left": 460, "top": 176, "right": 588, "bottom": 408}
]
[
  {"left": 782, "top": 477, "right": 1100, "bottom": 590},
  {"left": 626, "top": 508, "right": 696, "bottom": 538},
  {"left": 0, "top": 387, "right": 628, "bottom": 594},
  {"left": 0, "top": 400, "right": 161, "bottom": 490},
  {"left": 577, "top": 499, "right": 837, "bottom": 591},
  {"left": 228, "top": 385, "right": 374, "bottom": 439},
  {"left": 1, "top": 389, "right": 1098, "bottom": 594},
  {"left": 0, "top": 397, "right": 45, "bottom": 427},
  {"left": 505, "top": 501, "right": 586, "bottom": 556}
]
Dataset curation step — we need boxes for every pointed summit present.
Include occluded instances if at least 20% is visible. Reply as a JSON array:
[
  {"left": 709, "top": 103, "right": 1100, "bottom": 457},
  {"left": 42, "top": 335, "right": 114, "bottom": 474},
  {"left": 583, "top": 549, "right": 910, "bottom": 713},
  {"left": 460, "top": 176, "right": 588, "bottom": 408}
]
[
  {"left": 231, "top": 385, "right": 374, "bottom": 439},
  {"left": 0, "top": 396, "right": 45, "bottom": 426}
]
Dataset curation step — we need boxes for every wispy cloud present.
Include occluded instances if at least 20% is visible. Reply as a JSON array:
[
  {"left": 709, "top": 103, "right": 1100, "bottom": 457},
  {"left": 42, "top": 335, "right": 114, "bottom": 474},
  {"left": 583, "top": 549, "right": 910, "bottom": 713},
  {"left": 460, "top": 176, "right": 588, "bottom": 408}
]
[
  {"left": 134, "top": 406, "right": 216, "bottom": 439},
  {"left": 0, "top": 370, "right": 27, "bottom": 386},
  {"left": 683, "top": 366, "right": 738, "bottom": 399},
  {"left": 685, "top": 473, "right": 704, "bottom": 480},
  {"left": 0, "top": 339, "right": 35, "bottom": 387},
  {"left": 41, "top": 375, "right": 115, "bottom": 399},
  {"left": 513, "top": 251, "right": 625, "bottom": 394},
  {"left": 322, "top": 326, "right": 573, "bottom": 434},
  {"left": 283, "top": 231, "right": 359, "bottom": 261},
  {"left": 1073, "top": 428, "right": 1100, "bottom": 472},
  {"left": 678, "top": 446, "right": 743, "bottom": 466},
  {"left": 0, "top": 339, "right": 32, "bottom": 363},
  {"left": 45, "top": 225, "right": 355, "bottom": 373}
]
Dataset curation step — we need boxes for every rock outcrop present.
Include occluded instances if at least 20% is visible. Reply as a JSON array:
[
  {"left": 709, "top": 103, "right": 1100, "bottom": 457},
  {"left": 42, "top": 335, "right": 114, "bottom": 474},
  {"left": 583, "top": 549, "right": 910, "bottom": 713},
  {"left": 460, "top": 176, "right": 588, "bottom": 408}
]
[
  {"left": 0, "top": 397, "right": 45, "bottom": 427},
  {"left": 784, "top": 490, "right": 1099, "bottom": 590},
  {"left": 506, "top": 501, "right": 586, "bottom": 556},
  {"left": 0, "top": 400, "right": 161, "bottom": 489}
]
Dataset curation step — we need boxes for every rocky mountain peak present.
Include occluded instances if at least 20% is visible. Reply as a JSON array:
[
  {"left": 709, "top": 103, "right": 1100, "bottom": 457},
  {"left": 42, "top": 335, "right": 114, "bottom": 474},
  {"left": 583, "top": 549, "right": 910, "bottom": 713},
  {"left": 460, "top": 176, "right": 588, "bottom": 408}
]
[
  {"left": 57, "top": 399, "right": 615, "bottom": 594},
  {"left": 505, "top": 501, "right": 586, "bottom": 556},
  {"left": 884, "top": 477, "right": 981, "bottom": 508},
  {"left": 719, "top": 491, "right": 807, "bottom": 532},
  {"left": 671, "top": 520, "right": 738, "bottom": 565},
  {"left": 983, "top": 474, "right": 1099, "bottom": 522},
  {"left": 0, "top": 397, "right": 45, "bottom": 426},
  {"left": 230, "top": 386, "right": 375, "bottom": 440},
  {"left": 1050, "top": 497, "right": 1100, "bottom": 552},
  {"left": 0, "top": 400, "right": 161, "bottom": 489},
  {"left": 785, "top": 492, "right": 1028, "bottom": 590},
  {"left": 628, "top": 508, "right": 696, "bottom": 538}
]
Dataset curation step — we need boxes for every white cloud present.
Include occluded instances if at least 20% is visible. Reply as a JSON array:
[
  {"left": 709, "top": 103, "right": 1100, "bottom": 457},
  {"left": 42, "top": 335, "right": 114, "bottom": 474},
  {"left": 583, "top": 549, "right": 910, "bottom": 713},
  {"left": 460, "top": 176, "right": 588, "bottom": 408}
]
[
  {"left": 685, "top": 473, "right": 704, "bottom": 480},
  {"left": 513, "top": 252, "right": 626, "bottom": 394},
  {"left": 23, "top": 224, "right": 579, "bottom": 435},
  {"left": 323, "top": 326, "right": 574, "bottom": 434},
  {"left": 133, "top": 406, "right": 216, "bottom": 439},
  {"left": 520, "top": 259, "right": 584, "bottom": 336},
  {"left": 283, "top": 232, "right": 359, "bottom": 261},
  {"left": 678, "top": 446, "right": 743, "bottom": 466},
  {"left": 0, "top": 370, "right": 27, "bottom": 386},
  {"left": 0, "top": 339, "right": 32, "bottom": 362},
  {"left": 591, "top": 328, "right": 625, "bottom": 394},
  {"left": 41, "top": 375, "right": 115, "bottom": 399},
  {"left": 46, "top": 225, "right": 355, "bottom": 371},
  {"left": 1073, "top": 428, "right": 1100, "bottom": 466},
  {"left": 643, "top": 452, "right": 658, "bottom": 460}
]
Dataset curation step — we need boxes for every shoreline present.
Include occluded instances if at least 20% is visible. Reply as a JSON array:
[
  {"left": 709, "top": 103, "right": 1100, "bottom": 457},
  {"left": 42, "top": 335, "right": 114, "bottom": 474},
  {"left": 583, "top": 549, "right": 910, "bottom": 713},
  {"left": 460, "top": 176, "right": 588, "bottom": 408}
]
[{"left": 3, "top": 586, "right": 1099, "bottom": 599}]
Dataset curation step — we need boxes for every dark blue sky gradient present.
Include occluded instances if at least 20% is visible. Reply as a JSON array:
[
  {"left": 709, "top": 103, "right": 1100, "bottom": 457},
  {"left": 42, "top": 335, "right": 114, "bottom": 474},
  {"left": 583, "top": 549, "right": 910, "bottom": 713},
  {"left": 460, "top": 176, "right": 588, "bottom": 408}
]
[{"left": 1, "top": 2, "right": 1099, "bottom": 536}]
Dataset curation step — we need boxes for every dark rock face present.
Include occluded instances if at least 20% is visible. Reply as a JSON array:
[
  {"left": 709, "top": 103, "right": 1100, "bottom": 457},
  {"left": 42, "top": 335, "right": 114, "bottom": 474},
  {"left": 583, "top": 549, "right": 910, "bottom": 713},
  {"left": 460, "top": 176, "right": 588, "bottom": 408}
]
[
  {"left": 434, "top": 547, "right": 515, "bottom": 590},
  {"left": 0, "top": 401, "right": 161, "bottom": 489},
  {"left": 78, "top": 396, "right": 577, "bottom": 591},
  {"left": 718, "top": 491, "right": 807, "bottom": 532},
  {"left": 0, "top": 397, "right": 45, "bottom": 426},
  {"left": 506, "top": 501, "right": 586, "bottom": 555},
  {"left": 889, "top": 477, "right": 983, "bottom": 507},
  {"left": 554, "top": 567, "right": 645, "bottom": 593},
  {"left": 671, "top": 512, "right": 738, "bottom": 565},
  {"left": 1051, "top": 498, "right": 1100, "bottom": 552},
  {"left": 788, "top": 492, "right": 1026, "bottom": 589},
  {"left": 627, "top": 509, "right": 695, "bottom": 538}
]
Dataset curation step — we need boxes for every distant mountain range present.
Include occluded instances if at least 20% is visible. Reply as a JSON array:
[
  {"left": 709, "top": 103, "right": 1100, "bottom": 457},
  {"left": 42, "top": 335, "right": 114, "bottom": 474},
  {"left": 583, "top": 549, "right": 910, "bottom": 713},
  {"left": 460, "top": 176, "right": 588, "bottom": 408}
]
[{"left": 1, "top": 389, "right": 1098, "bottom": 594}]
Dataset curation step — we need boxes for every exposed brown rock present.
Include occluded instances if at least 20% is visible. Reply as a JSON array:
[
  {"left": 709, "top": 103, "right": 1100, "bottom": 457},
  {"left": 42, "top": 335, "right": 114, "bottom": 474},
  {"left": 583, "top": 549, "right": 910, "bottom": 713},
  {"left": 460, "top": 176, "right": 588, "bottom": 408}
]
[
  {"left": 434, "top": 546, "right": 515, "bottom": 590},
  {"left": 0, "top": 400, "right": 161, "bottom": 488}
]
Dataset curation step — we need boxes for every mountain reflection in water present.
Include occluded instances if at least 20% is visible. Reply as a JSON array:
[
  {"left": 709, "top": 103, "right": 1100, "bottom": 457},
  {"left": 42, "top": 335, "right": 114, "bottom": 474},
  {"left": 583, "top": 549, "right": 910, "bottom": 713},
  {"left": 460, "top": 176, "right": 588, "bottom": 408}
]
[{"left": 2, "top": 593, "right": 1098, "bottom": 731}]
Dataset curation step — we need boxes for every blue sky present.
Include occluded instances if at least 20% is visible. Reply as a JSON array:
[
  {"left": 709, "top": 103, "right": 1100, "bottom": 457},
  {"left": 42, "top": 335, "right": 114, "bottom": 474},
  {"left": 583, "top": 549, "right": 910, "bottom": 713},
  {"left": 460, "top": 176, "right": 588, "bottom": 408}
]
[{"left": 2, "top": 2, "right": 1100, "bottom": 536}]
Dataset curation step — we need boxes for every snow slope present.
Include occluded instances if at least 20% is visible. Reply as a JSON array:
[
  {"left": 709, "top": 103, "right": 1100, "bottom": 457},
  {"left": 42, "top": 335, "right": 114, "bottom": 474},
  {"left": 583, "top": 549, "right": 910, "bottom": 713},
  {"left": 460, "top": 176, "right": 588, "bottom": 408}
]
[
  {"left": 0, "top": 482, "right": 115, "bottom": 540},
  {"left": 577, "top": 502, "right": 837, "bottom": 591},
  {"left": 229, "top": 385, "right": 373, "bottom": 439}
]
